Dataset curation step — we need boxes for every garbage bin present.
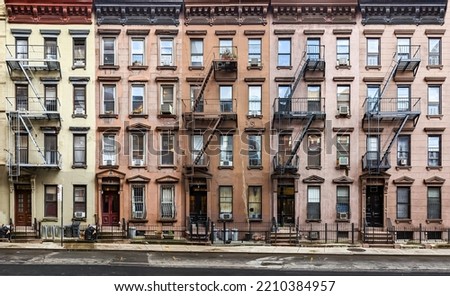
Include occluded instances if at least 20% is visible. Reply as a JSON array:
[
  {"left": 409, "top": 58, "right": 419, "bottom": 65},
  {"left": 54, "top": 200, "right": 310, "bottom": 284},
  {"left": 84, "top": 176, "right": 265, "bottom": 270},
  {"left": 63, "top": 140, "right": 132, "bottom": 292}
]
[
  {"left": 231, "top": 228, "right": 239, "bottom": 241},
  {"left": 128, "top": 227, "right": 137, "bottom": 239},
  {"left": 71, "top": 221, "right": 81, "bottom": 237}
]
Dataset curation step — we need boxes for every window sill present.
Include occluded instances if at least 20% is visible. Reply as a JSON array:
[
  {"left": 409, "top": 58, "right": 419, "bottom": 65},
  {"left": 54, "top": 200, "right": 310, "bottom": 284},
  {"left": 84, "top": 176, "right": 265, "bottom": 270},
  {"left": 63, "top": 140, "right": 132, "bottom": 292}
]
[
  {"left": 72, "top": 114, "right": 87, "bottom": 119},
  {"left": 129, "top": 219, "right": 148, "bottom": 224},
  {"left": 128, "top": 65, "right": 148, "bottom": 71},
  {"left": 426, "top": 166, "right": 442, "bottom": 171},
  {"left": 217, "top": 219, "right": 234, "bottom": 223},
  {"left": 189, "top": 66, "right": 204, "bottom": 71},
  {"left": 99, "top": 165, "right": 119, "bottom": 170},
  {"left": 395, "top": 165, "right": 411, "bottom": 171},
  {"left": 335, "top": 65, "right": 351, "bottom": 70},
  {"left": 426, "top": 65, "right": 443, "bottom": 70},
  {"left": 157, "top": 65, "right": 177, "bottom": 71},
  {"left": 128, "top": 165, "right": 146, "bottom": 169},
  {"left": 72, "top": 217, "right": 87, "bottom": 222},
  {"left": 426, "top": 219, "right": 443, "bottom": 224},
  {"left": 335, "top": 114, "right": 351, "bottom": 119},
  {"left": 247, "top": 65, "right": 263, "bottom": 70},
  {"left": 335, "top": 165, "right": 350, "bottom": 170},
  {"left": 72, "top": 164, "right": 87, "bottom": 169},
  {"left": 335, "top": 219, "right": 350, "bottom": 223},
  {"left": 248, "top": 165, "right": 263, "bottom": 170},
  {"left": 157, "top": 114, "right": 178, "bottom": 119},
  {"left": 157, "top": 218, "right": 177, "bottom": 223},
  {"left": 99, "top": 114, "right": 119, "bottom": 119},
  {"left": 158, "top": 165, "right": 176, "bottom": 170},
  {"left": 218, "top": 166, "right": 234, "bottom": 170},
  {"left": 99, "top": 65, "right": 120, "bottom": 70},
  {"left": 306, "top": 166, "right": 322, "bottom": 170},
  {"left": 277, "top": 66, "right": 292, "bottom": 70},
  {"left": 365, "top": 65, "right": 381, "bottom": 70},
  {"left": 248, "top": 218, "right": 263, "bottom": 222},
  {"left": 395, "top": 219, "right": 412, "bottom": 224},
  {"left": 306, "top": 219, "right": 321, "bottom": 223},
  {"left": 129, "top": 114, "right": 148, "bottom": 119},
  {"left": 42, "top": 218, "right": 58, "bottom": 222},
  {"left": 72, "top": 65, "right": 86, "bottom": 70},
  {"left": 246, "top": 114, "right": 263, "bottom": 119},
  {"left": 426, "top": 115, "right": 443, "bottom": 120}
]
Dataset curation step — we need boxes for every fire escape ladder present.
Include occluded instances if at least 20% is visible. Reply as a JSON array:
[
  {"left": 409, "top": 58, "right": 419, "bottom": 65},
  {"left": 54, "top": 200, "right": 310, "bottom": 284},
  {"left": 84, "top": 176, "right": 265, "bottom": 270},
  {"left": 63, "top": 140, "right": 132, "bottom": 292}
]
[
  {"left": 286, "top": 114, "right": 315, "bottom": 166},
  {"left": 19, "top": 114, "right": 46, "bottom": 163},
  {"left": 289, "top": 54, "right": 308, "bottom": 99},
  {"left": 193, "top": 116, "right": 223, "bottom": 165},
  {"left": 192, "top": 63, "right": 214, "bottom": 112},
  {"left": 8, "top": 112, "right": 21, "bottom": 178},
  {"left": 380, "top": 114, "right": 409, "bottom": 166},
  {"left": 18, "top": 62, "right": 46, "bottom": 111}
]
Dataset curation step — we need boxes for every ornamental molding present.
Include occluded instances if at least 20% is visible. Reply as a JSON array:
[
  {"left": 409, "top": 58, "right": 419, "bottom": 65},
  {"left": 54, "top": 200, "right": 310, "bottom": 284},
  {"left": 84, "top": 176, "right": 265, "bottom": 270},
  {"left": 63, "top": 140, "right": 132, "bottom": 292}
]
[
  {"left": 272, "top": 3, "right": 357, "bottom": 24},
  {"left": 184, "top": 4, "right": 268, "bottom": 26}
]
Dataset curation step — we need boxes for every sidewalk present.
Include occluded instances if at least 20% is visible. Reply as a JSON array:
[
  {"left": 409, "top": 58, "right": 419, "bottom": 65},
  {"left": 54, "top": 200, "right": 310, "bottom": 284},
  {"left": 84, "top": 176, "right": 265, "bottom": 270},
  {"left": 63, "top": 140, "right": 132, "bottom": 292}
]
[{"left": 2, "top": 240, "right": 450, "bottom": 256}]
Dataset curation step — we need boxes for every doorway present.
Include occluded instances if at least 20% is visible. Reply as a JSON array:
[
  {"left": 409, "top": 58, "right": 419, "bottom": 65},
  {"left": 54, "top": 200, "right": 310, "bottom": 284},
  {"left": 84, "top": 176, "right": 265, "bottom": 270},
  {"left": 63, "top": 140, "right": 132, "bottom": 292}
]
[
  {"left": 15, "top": 188, "right": 32, "bottom": 227},
  {"left": 189, "top": 184, "right": 207, "bottom": 223},
  {"left": 102, "top": 189, "right": 120, "bottom": 225},
  {"left": 366, "top": 185, "right": 384, "bottom": 227},
  {"left": 277, "top": 185, "right": 295, "bottom": 226}
]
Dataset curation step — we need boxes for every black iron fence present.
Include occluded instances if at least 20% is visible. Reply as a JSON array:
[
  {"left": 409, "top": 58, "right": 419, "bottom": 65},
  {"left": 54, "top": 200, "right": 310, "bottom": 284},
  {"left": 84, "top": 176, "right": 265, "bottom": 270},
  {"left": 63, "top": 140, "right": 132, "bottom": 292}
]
[{"left": 391, "top": 224, "right": 450, "bottom": 244}]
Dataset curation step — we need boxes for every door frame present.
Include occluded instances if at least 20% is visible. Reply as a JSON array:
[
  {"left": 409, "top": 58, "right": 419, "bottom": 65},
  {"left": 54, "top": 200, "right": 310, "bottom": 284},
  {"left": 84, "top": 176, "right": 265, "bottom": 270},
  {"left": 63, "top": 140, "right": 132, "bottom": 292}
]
[{"left": 15, "top": 187, "right": 32, "bottom": 227}]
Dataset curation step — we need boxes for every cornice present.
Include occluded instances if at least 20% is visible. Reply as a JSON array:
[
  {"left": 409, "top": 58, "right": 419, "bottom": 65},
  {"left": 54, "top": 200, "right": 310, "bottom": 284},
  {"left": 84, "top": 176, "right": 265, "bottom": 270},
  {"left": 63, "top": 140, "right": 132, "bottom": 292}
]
[
  {"left": 6, "top": 2, "right": 92, "bottom": 24},
  {"left": 184, "top": 4, "right": 268, "bottom": 26},
  {"left": 95, "top": 3, "right": 182, "bottom": 26},
  {"left": 271, "top": 3, "right": 357, "bottom": 24}
]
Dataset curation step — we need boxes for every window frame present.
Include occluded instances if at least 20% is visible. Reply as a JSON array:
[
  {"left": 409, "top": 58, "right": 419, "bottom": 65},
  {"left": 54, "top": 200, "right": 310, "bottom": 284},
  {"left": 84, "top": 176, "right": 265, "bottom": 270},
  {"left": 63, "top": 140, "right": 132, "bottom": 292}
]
[
  {"left": 397, "top": 135, "right": 410, "bottom": 167},
  {"left": 307, "top": 134, "right": 321, "bottom": 168},
  {"left": 427, "top": 135, "right": 441, "bottom": 167},
  {"left": 277, "top": 38, "right": 291, "bottom": 67},
  {"left": 160, "top": 84, "right": 175, "bottom": 115},
  {"left": 73, "top": 134, "right": 87, "bottom": 167},
  {"left": 102, "top": 37, "right": 116, "bottom": 66},
  {"left": 307, "top": 186, "right": 321, "bottom": 221},
  {"left": 428, "top": 37, "right": 441, "bottom": 66},
  {"left": 336, "top": 186, "right": 350, "bottom": 219},
  {"left": 73, "top": 37, "right": 86, "bottom": 67},
  {"left": 220, "top": 135, "right": 233, "bottom": 167},
  {"left": 396, "top": 187, "right": 411, "bottom": 220},
  {"left": 159, "top": 37, "right": 174, "bottom": 66},
  {"left": 73, "top": 84, "right": 86, "bottom": 116},
  {"left": 248, "top": 135, "right": 262, "bottom": 167},
  {"left": 427, "top": 85, "right": 441, "bottom": 115},
  {"left": 336, "top": 38, "right": 350, "bottom": 65},
  {"left": 16, "top": 133, "right": 28, "bottom": 164},
  {"left": 248, "top": 38, "right": 262, "bottom": 66},
  {"left": 102, "top": 133, "right": 117, "bottom": 166},
  {"left": 219, "top": 85, "right": 233, "bottom": 113},
  {"left": 44, "top": 37, "right": 57, "bottom": 60},
  {"left": 15, "top": 84, "right": 28, "bottom": 111},
  {"left": 160, "top": 184, "right": 175, "bottom": 220},
  {"left": 130, "top": 38, "right": 145, "bottom": 66},
  {"left": 248, "top": 85, "right": 262, "bottom": 116},
  {"left": 131, "top": 84, "right": 145, "bottom": 115},
  {"left": 160, "top": 133, "right": 175, "bottom": 166},
  {"left": 130, "top": 132, "right": 145, "bottom": 166},
  {"left": 367, "top": 38, "right": 380, "bottom": 66},
  {"left": 190, "top": 38, "right": 203, "bottom": 67},
  {"left": 102, "top": 84, "right": 116, "bottom": 115},
  {"left": 219, "top": 186, "right": 233, "bottom": 216},
  {"left": 427, "top": 187, "right": 441, "bottom": 220},
  {"left": 131, "top": 184, "right": 146, "bottom": 219},
  {"left": 337, "top": 85, "right": 350, "bottom": 114},
  {"left": 248, "top": 186, "right": 262, "bottom": 220},
  {"left": 44, "top": 84, "right": 57, "bottom": 112},
  {"left": 73, "top": 185, "right": 87, "bottom": 218},
  {"left": 44, "top": 185, "right": 58, "bottom": 218},
  {"left": 336, "top": 134, "right": 350, "bottom": 166}
]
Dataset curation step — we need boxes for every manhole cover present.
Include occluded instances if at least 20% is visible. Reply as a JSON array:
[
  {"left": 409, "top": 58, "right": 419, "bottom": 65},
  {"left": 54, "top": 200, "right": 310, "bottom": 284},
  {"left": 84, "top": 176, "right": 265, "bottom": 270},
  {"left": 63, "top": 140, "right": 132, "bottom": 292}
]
[{"left": 347, "top": 248, "right": 366, "bottom": 252}]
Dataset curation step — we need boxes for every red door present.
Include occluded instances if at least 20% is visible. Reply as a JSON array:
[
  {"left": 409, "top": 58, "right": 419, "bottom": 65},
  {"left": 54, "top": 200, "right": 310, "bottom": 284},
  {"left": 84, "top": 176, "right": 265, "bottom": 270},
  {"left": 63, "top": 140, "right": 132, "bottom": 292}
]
[
  {"left": 102, "top": 191, "right": 119, "bottom": 225},
  {"left": 15, "top": 190, "right": 32, "bottom": 226}
]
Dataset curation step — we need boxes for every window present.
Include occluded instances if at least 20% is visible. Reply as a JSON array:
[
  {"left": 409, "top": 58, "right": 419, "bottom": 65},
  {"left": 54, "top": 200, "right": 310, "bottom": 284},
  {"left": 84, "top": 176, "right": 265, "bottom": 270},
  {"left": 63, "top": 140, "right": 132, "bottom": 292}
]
[
  {"left": 160, "top": 185, "right": 175, "bottom": 219},
  {"left": 307, "top": 134, "right": 321, "bottom": 167},
  {"left": 248, "top": 186, "right": 262, "bottom": 219},
  {"left": 190, "top": 85, "right": 203, "bottom": 112},
  {"left": 16, "top": 133, "right": 28, "bottom": 164},
  {"left": 336, "top": 38, "right": 350, "bottom": 65},
  {"left": 44, "top": 134, "right": 58, "bottom": 165},
  {"left": 336, "top": 135, "right": 350, "bottom": 166},
  {"left": 367, "top": 38, "right": 380, "bottom": 66},
  {"left": 307, "top": 38, "right": 320, "bottom": 61},
  {"left": 277, "top": 38, "right": 291, "bottom": 67},
  {"left": 219, "top": 39, "right": 233, "bottom": 57},
  {"left": 336, "top": 186, "right": 350, "bottom": 219},
  {"left": 337, "top": 85, "right": 350, "bottom": 113},
  {"left": 428, "top": 135, "right": 441, "bottom": 167},
  {"left": 397, "top": 85, "right": 410, "bottom": 111},
  {"left": 307, "top": 85, "right": 321, "bottom": 112},
  {"left": 44, "top": 85, "right": 57, "bottom": 112},
  {"left": 248, "top": 38, "right": 261, "bottom": 66},
  {"left": 73, "top": 85, "right": 86, "bottom": 115},
  {"left": 220, "top": 135, "right": 233, "bottom": 167},
  {"left": 131, "top": 133, "right": 145, "bottom": 166},
  {"left": 428, "top": 38, "right": 441, "bottom": 66},
  {"left": 397, "top": 135, "right": 410, "bottom": 166},
  {"left": 428, "top": 85, "right": 441, "bottom": 115},
  {"left": 278, "top": 85, "right": 291, "bottom": 112},
  {"left": 219, "top": 85, "right": 233, "bottom": 113},
  {"left": 248, "top": 85, "right": 262, "bottom": 115},
  {"left": 367, "top": 85, "right": 380, "bottom": 112},
  {"left": 427, "top": 187, "right": 441, "bottom": 220},
  {"left": 131, "top": 38, "right": 144, "bottom": 65},
  {"left": 219, "top": 186, "right": 233, "bottom": 215},
  {"left": 191, "top": 135, "right": 204, "bottom": 165},
  {"left": 190, "top": 39, "right": 203, "bottom": 67},
  {"left": 73, "top": 38, "right": 86, "bottom": 67},
  {"left": 73, "top": 134, "right": 86, "bottom": 167},
  {"left": 307, "top": 186, "right": 321, "bottom": 220},
  {"left": 45, "top": 185, "right": 58, "bottom": 217},
  {"left": 73, "top": 185, "right": 87, "bottom": 217},
  {"left": 131, "top": 84, "right": 145, "bottom": 115},
  {"left": 102, "top": 37, "right": 115, "bottom": 66},
  {"left": 160, "top": 85, "right": 174, "bottom": 115},
  {"left": 160, "top": 133, "right": 174, "bottom": 166},
  {"left": 102, "top": 134, "right": 117, "bottom": 166},
  {"left": 44, "top": 38, "right": 57, "bottom": 60},
  {"left": 396, "top": 187, "right": 410, "bottom": 219},
  {"left": 366, "top": 135, "right": 379, "bottom": 167},
  {"left": 15, "top": 84, "right": 28, "bottom": 111},
  {"left": 131, "top": 185, "right": 145, "bottom": 219},
  {"left": 159, "top": 38, "right": 174, "bottom": 66},
  {"left": 248, "top": 135, "right": 262, "bottom": 167},
  {"left": 397, "top": 38, "right": 411, "bottom": 60},
  {"left": 102, "top": 84, "right": 116, "bottom": 114},
  {"left": 16, "top": 38, "right": 28, "bottom": 62}
]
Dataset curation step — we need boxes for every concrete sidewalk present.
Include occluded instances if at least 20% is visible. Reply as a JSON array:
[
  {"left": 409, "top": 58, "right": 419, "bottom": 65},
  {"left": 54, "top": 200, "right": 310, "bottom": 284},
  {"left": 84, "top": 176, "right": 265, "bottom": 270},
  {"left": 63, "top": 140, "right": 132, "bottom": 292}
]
[{"left": 1, "top": 240, "right": 450, "bottom": 256}]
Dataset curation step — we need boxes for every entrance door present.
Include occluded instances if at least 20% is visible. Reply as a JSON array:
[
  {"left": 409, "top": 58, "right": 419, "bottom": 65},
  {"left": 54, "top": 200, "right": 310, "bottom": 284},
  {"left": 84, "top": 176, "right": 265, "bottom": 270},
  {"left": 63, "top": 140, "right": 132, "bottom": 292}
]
[
  {"left": 277, "top": 185, "right": 295, "bottom": 226},
  {"left": 189, "top": 185, "right": 207, "bottom": 223},
  {"left": 366, "top": 186, "right": 384, "bottom": 227},
  {"left": 15, "top": 189, "right": 32, "bottom": 226},
  {"left": 102, "top": 191, "right": 119, "bottom": 225}
]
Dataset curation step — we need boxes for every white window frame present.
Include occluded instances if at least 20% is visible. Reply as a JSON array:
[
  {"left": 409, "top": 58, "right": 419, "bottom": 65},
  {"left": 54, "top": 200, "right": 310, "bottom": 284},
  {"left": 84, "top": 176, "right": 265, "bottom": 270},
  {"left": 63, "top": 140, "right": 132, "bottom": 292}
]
[
  {"left": 102, "top": 84, "right": 116, "bottom": 115},
  {"left": 307, "top": 186, "right": 321, "bottom": 221},
  {"left": 220, "top": 135, "right": 233, "bottom": 167},
  {"left": 248, "top": 85, "right": 262, "bottom": 115},
  {"left": 159, "top": 37, "right": 174, "bottom": 66},
  {"left": 160, "top": 84, "right": 175, "bottom": 114},
  {"left": 248, "top": 38, "right": 262, "bottom": 66},
  {"left": 131, "top": 184, "right": 145, "bottom": 219},
  {"left": 131, "top": 38, "right": 145, "bottom": 66},
  {"left": 248, "top": 135, "right": 262, "bottom": 167},
  {"left": 219, "top": 186, "right": 233, "bottom": 215},
  {"left": 102, "top": 134, "right": 117, "bottom": 166},
  {"left": 248, "top": 186, "right": 262, "bottom": 219},
  {"left": 131, "top": 84, "right": 145, "bottom": 115},
  {"left": 130, "top": 132, "right": 145, "bottom": 166},
  {"left": 160, "top": 133, "right": 175, "bottom": 166},
  {"left": 190, "top": 39, "right": 203, "bottom": 67},
  {"left": 160, "top": 184, "right": 175, "bottom": 219},
  {"left": 102, "top": 37, "right": 116, "bottom": 66}
]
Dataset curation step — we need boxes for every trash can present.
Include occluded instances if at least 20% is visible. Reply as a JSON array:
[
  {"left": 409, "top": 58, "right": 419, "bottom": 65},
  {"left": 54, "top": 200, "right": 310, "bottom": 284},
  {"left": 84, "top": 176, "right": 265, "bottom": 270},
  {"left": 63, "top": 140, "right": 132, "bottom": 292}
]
[
  {"left": 231, "top": 228, "right": 239, "bottom": 241},
  {"left": 71, "top": 221, "right": 81, "bottom": 237},
  {"left": 128, "top": 227, "right": 136, "bottom": 239}
]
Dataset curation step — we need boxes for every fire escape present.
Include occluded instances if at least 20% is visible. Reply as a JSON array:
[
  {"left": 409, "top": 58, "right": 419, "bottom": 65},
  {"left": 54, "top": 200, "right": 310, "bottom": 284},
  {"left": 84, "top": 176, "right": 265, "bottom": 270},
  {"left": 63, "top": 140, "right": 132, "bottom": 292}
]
[
  {"left": 272, "top": 45, "right": 326, "bottom": 175},
  {"left": 5, "top": 43, "right": 62, "bottom": 180},
  {"left": 362, "top": 45, "right": 421, "bottom": 173},
  {"left": 183, "top": 46, "right": 238, "bottom": 178}
]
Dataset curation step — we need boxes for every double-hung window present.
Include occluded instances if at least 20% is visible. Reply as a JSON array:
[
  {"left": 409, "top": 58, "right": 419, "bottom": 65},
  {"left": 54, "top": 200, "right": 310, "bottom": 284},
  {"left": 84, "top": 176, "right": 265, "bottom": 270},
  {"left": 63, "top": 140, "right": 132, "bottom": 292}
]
[
  {"left": 102, "top": 134, "right": 117, "bottom": 166},
  {"left": 336, "top": 38, "right": 350, "bottom": 66},
  {"left": 102, "top": 84, "right": 116, "bottom": 115},
  {"left": 45, "top": 185, "right": 58, "bottom": 217},
  {"left": 397, "top": 187, "right": 410, "bottom": 220},
  {"left": 190, "top": 39, "right": 203, "bottom": 67},
  {"left": 277, "top": 38, "right": 291, "bottom": 67},
  {"left": 160, "top": 38, "right": 174, "bottom": 66},
  {"left": 160, "top": 85, "right": 174, "bottom": 115},
  {"left": 367, "top": 38, "right": 380, "bottom": 66},
  {"left": 248, "top": 186, "right": 262, "bottom": 219},
  {"left": 73, "top": 134, "right": 86, "bottom": 167},
  {"left": 219, "top": 186, "right": 233, "bottom": 216},
  {"left": 307, "top": 186, "right": 321, "bottom": 220},
  {"left": 73, "top": 85, "right": 86, "bottom": 115},
  {"left": 73, "top": 185, "right": 87, "bottom": 218},
  {"left": 428, "top": 85, "right": 441, "bottom": 115},
  {"left": 428, "top": 38, "right": 441, "bottom": 66},
  {"left": 131, "top": 84, "right": 145, "bottom": 115},
  {"left": 336, "top": 186, "right": 350, "bottom": 219},
  {"left": 337, "top": 135, "right": 350, "bottom": 166},
  {"left": 219, "top": 85, "right": 233, "bottom": 113},
  {"left": 102, "top": 37, "right": 115, "bottom": 66},
  {"left": 248, "top": 38, "right": 261, "bottom": 66},
  {"left": 428, "top": 135, "right": 441, "bottom": 167},
  {"left": 220, "top": 135, "right": 233, "bottom": 167},
  {"left": 427, "top": 187, "right": 441, "bottom": 220},
  {"left": 73, "top": 38, "right": 86, "bottom": 67},
  {"left": 307, "top": 134, "right": 321, "bottom": 167},
  {"left": 397, "top": 135, "right": 410, "bottom": 166},
  {"left": 131, "top": 133, "right": 145, "bottom": 166},
  {"left": 160, "top": 185, "right": 175, "bottom": 219},
  {"left": 131, "top": 185, "right": 145, "bottom": 219},
  {"left": 131, "top": 38, "right": 144, "bottom": 65},
  {"left": 248, "top": 135, "right": 262, "bottom": 167},
  {"left": 160, "top": 133, "right": 174, "bottom": 166},
  {"left": 248, "top": 85, "right": 262, "bottom": 115}
]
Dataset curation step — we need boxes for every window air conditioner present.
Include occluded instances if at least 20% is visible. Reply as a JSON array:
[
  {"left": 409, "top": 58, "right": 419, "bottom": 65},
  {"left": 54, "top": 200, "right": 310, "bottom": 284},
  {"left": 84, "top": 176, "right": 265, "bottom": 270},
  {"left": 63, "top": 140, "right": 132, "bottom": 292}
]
[
  {"left": 338, "top": 156, "right": 349, "bottom": 166},
  {"left": 338, "top": 58, "right": 349, "bottom": 66},
  {"left": 74, "top": 107, "right": 84, "bottom": 115},
  {"left": 220, "top": 160, "right": 232, "bottom": 166},
  {"left": 338, "top": 212, "right": 348, "bottom": 220},
  {"left": 74, "top": 211, "right": 86, "bottom": 219},
  {"left": 249, "top": 58, "right": 260, "bottom": 67},
  {"left": 309, "top": 231, "right": 319, "bottom": 240},
  {"left": 133, "top": 159, "right": 143, "bottom": 166},
  {"left": 338, "top": 105, "right": 349, "bottom": 115},
  {"left": 161, "top": 103, "right": 173, "bottom": 115},
  {"left": 106, "top": 159, "right": 113, "bottom": 166},
  {"left": 399, "top": 159, "right": 408, "bottom": 166},
  {"left": 219, "top": 213, "right": 232, "bottom": 220}
]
